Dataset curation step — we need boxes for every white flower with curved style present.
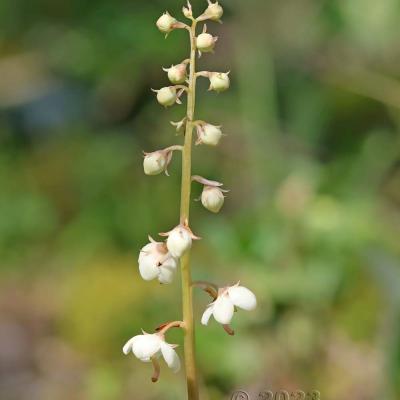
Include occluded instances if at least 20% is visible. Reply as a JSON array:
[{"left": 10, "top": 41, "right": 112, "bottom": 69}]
[
  {"left": 201, "top": 283, "right": 257, "bottom": 326},
  {"left": 156, "top": 12, "right": 177, "bottom": 34},
  {"left": 123, "top": 332, "right": 180, "bottom": 373},
  {"left": 138, "top": 238, "right": 178, "bottom": 284},
  {"left": 160, "top": 224, "right": 200, "bottom": 258}
]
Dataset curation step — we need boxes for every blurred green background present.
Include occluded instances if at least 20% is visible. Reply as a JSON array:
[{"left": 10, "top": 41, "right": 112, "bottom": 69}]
[{"left": 0, "top": 0, "right": 400, "bottom": 399}]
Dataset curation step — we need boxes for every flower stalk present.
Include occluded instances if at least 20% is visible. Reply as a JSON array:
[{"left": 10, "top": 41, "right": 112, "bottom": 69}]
[{"left": 180, "top": 18, "right": 199, "bottom": 400}]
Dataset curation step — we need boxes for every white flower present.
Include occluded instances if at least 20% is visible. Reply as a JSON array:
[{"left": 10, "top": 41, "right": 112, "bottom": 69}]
[
  {"left": 209, "top": 72, "right": 230, "bottom": 92},
  {"left": 201, "top": 283, "right": 257, "bottom": 326},
  {"left": 123, "top": 332, "right": 180, "bottom": 373},
  {"left": 196, "top": 33, "right": 217, "bottom": 53},
  {"left": 201, "top": 186, "right": 225, "bottom": 213},
  {"left": 196, "top": 123, "right": 222, "bottom": 146},
  {"left": 143, "top": 150, "right": 170, "bottom": 175},
  {"left": 156, "top": 12, "right": 177, "bottom": 34},
  {"left": 153, "top": 86, "right": 178, "bottom": 107},
  {"left": 160, "top": 224, "right": 200, "bottom": 258},
  {"left": 163, "top": 63, "right": 188, "bottom": 84},
  {"left": 138, "top": 238, "right": 178, "bottom": 284}
]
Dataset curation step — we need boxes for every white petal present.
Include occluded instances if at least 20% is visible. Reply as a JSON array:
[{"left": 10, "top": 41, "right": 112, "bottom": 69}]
[
  {"left": 228, "top": 286, "right": 257, "bottom": 311},
  {"left": 160, "top": 342, "right": 181, "bottom": 373},
  {"left": 122, "top": 336, "right": 139, "bottom": 355},
  {"left": 158, "top": 265, "right": 176, "bottom": 284},
  {"left": 201, "top": 305, "right": 214, "bottom": 325},
  {"left": 139, "top": 257, "right": 160, "bottom": 281},
  {"left": 162, "top": 255, "right": 178, "bottom": 269},
  {"left": 131, "top": 334, "right": 162, "bottom": 361},
  {"left": 212, "top": 294, "right": 234, "bottom": 325}
]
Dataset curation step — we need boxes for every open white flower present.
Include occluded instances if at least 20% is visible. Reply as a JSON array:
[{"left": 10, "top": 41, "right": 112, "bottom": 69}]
[
  {"left": 138, "top": 238, "right": 178, "bottom": 284},
  {"left": 201, "top": 283, "right": 257, "bottom": 326},
  {"left": 123, "top": 332, "right": 180, "bottom": 373}
]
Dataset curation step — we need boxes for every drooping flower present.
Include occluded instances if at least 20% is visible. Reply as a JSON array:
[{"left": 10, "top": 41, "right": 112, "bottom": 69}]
[
  {"left": 138, "top": 237, "right": 178, "bottom": 284},
  {"left": 201, "top": 186, "right": 225, "bottom": 213},
  {"left": 143, "top": 150, "right": 172, "bottom": 176},
  {"left": 152, "top": 86, "right": 179, "bottom": 107},
  {"left": 209, "top": 72, "right": 230, "bottom": 92},
  {"left": 198, "top": 0, "right": 224, "bottom": 22},
  {"left": 156, "top": 12, "right": 177, "bottom": 34},
  {"left": 195, "top": 123, "right": 222, "bottom": 146},
  {"left": 201, "top": 283, "right": 257, "bottom": 326},
  {"left": 123, "top": 332, "right": 180, "bottom": 373},
  {"left": 163, "top": 62, "right": 188, "bottom": 84},
  {"left": 160, "top": 224, "right": 200, "bottom": 258},
  {"left": 192, "top": 175, "right": 228, "bottom": 213},
  {"left": 196, "top": 26, "right": 218, "bottom": 54}
]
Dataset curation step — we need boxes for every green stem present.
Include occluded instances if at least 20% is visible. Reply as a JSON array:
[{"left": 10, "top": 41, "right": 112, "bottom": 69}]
[{"left": 180, "top": 20, "right": 199, "bottom": 400}]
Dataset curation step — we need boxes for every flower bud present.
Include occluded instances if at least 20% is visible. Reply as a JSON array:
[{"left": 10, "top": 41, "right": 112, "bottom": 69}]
[
  {"left": 204, "top": 1, "right": 224, "bottom": 21},
  {"left": 196, "top": 33, "right": 217, "bottom": 53},
  {"left": 196, "top": 123, "right": 222, "bottom": 146},
  {"left": 209, "top": 72, "right": 230, "bottom": 92},
  {"left": 156, "top": 12, "right": 177, "bottom": 34},
  {"left": 154, "top": 86, "right": 177, "bottom": 107},
  {"left": 163, "top": 63, "right": 188, "bottom": 84},
  {"left": 143, "top": 151, "right": 168, "bottom": 175},
  {"left": 167, "top": 226, "right": 192, "bottom": 258},
  {"left": 201, "top": 186, "right": 225, "bottom": 213},
  {"left": 160, "top": 224, "right": 200, "bottom": 258}
]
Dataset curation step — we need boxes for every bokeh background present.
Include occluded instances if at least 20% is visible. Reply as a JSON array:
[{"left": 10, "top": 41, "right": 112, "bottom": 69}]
[{"left": 1, "top": 0, "right": 400, "bottom": 399}]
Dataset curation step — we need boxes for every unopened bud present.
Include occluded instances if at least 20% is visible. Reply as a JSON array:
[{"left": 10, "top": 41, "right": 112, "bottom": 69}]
[
  {"left": 163, "top": 63, "right": 188, "bottom": 84},
  {"left": 156, "top": 12, "right": 177, "bottom": 34},
  {"left": 202, "top": 1, "right": 224, "bottom": 22},
  {"left": 209, "top": 72, "right": 230, "bottom": 92},
  {"left": 201, "top": 186, "right": 225, "bottom": 213},
  {"left": 196, "top": 123, "right": 222, "bottom": 146},
  {"left": 196, "top": 33, "right": 217, "bottom": 53},
  {"left": 160, "top": 225, "right": 200, "bottom": 258},
  {"left": 143, "top": 151, "right": 169, "bottom": 175},
  {"left": 154, "top": 86, "right": 177, "bottom": 107}
]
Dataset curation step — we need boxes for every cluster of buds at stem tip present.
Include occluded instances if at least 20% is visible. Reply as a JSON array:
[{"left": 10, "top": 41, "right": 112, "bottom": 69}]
[
  {"left": 192, "top": 175, "right": 228, "bottom": 213},
  {"left": 199, "top": 282, "right": 257, "bottom": 334},
  {"left": 143, "top": 146, "right": 182, "bottom": 176}
]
